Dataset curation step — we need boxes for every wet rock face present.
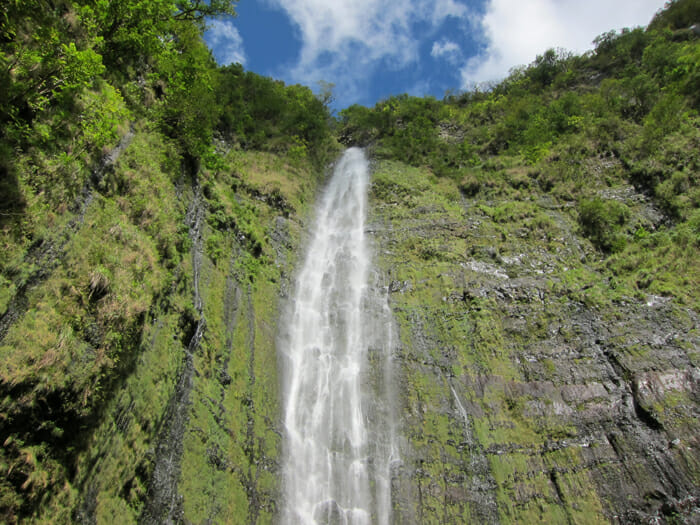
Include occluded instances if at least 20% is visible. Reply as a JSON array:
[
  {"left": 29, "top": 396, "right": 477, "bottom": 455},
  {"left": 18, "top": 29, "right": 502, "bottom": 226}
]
[
  {"left": 368, "top": 160, "right": 699, "bottom": 524},
  {"left": 141, "top": 182, "right": 205, "bottom": 525},
  {"left": 0, "top": 132, "right": 319, "bottom": 522}
]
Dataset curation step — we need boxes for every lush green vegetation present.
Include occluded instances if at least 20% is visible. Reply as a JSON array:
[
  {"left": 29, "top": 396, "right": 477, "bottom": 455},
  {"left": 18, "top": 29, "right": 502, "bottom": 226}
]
[
  {"left": 0, "top": 0, "right": 335, "bottom": 201},
  {"left": 364, "top": 6, "right": 698, "bottom": 520},
  {"left": 0, "top": 0, "right": 698, "bottom": 522},
  {"left": 339, "top": 0, "right": 699, "bottom": 307},
  {"left": 0, "top": 0, "right": 336, "bottom": 333},
  {"left": 0, "top": 1, "right": 336, "bottom": 522}
]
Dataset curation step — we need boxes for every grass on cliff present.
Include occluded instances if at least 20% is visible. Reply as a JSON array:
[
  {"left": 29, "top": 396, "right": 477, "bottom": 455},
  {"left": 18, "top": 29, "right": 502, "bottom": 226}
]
[
  {"left": 347, "top": 9, "right": 700, "bottom": 311},
  {"left": 369, "top": 132, "right": 697, "bottom": 522},
  {"left": 177, "top": 145, "right": 318, "bottom": 524}
]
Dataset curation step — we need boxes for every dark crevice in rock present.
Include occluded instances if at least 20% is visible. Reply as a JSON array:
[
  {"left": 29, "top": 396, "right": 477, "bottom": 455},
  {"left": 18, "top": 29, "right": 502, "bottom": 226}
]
[
  {"left": 243, "top": 285, "right": 260, "bottom": 524},
  {"left": 631, "top": 394, "right": 664, "bottom": 432},
  {"left": 0, "top": 232, "right": 68, "bottom": 345},
  {"left": 75, "top": 481, "right": 98, "bottom": 525},
  {"left": 243, "top": 184, "right": 293, "bottom": 218},
  {"left": 416, "top": 459, "right": 425, "bottom": 524},
  {"left": 603, "top": 347, "right": 665, "bottom": 433},
  {"left": 140, "top": 175, "right": 205, "bottom": 525},
  {"left": 549, "top": 470, "right": 574, "bottom": 525}
]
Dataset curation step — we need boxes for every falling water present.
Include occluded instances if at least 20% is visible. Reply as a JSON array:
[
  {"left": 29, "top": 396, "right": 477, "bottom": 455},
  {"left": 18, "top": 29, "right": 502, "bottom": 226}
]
[{"left": 281, "top": 148, "right": 397, "bottom": 524}]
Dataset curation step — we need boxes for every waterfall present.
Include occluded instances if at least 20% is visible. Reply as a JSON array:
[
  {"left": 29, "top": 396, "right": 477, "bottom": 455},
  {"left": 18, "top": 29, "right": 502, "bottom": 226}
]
[{"left": 281, "top": 148, "right": 397, "bottom": 524}]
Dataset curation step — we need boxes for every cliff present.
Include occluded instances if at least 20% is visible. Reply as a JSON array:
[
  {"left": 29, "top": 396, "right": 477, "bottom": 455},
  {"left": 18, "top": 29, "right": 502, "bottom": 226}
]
[
  {"left": 369, "top": 157, "right": 699, "bottom": 523},
  {"left": 0, "top": 127, "right": 326, "bottom": 523},
  {"left": 1, "top": 0, "right": 699, "bottom": 522}
]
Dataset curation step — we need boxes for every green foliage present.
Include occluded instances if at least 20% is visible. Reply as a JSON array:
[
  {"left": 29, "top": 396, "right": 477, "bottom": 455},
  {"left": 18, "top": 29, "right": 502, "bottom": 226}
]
[
  {"left": 388, "top": 114, "right": 439, "bottom": 165},
  {"left": 0, "top": 0, "right": 698, "bottom": 521},
  {"left": 656, "top": 171, "right": 694, "bottom": 218},
  {"left": 526, "top": 48, "right": 571, "bottom": 88},
  {"left": 334, "top": 4, "right": 700, "bottom": 293},
  {"left": 338, "top": 103, "right": 381, "bottom": 144},
  {"left": 90, "top": 0, "right": 236, "bottom": 71},
  {"left": 151, "top": 20, "right": 220, "bottom": 157},
  {"left": 648, "top": 0, "right": 700, "bottom": 31},
  {"left": 77, "top": 82, "right": 131, "bottom": 153},
  {"left": 0, "top": 0, "right": 243, "bottom": 163},
  {"left": 592, "top": 27, "right": 651, "bottom": 73},
  {"left": 578, "top": 197, "right": 630, "bottom": 252},
  {"left": 640, "top": 92, "right": 686, "bottom": 147},
  {"left": 216, "top": 64, "right": 334, "bottom": 162},
  {"left": 0, "top": 6, "right": 105, "bottom": 128}
]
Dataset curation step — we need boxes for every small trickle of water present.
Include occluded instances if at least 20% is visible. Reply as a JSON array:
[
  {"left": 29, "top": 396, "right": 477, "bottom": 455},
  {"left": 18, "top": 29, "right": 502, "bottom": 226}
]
[{"left": 281, "top": 148, "right": 397, "bottom": 524}]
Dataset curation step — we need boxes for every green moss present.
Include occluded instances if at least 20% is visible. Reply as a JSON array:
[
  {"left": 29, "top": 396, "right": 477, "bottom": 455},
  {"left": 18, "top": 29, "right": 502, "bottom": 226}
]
[
  {"left": 2, "top": 2, "right": 699, "bottom": 519},
  {"left": 174, "top": 148, "right": 316, "bottom": 523}
]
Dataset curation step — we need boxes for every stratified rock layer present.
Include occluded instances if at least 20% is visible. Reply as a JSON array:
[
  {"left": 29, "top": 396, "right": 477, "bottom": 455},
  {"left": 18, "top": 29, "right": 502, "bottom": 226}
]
[{"left": 368, "top": 159, "right": 699, "bottom": 524}]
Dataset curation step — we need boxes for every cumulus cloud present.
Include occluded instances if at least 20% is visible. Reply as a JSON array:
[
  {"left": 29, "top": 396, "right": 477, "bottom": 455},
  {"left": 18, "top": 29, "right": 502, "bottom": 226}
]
[
  {"left": 265, "top": 0, "right": 471, "bottom": 105},
  {"left": 431, "top": 0, "right": 469, "bottom": 24},
  {"left": 206, "top": 19, "right": 246, "bottom": 66},
  {"left": 462, "top": 0, "right": 666, "bottom": 86},
  {"left": 248, "top": 0, "right": 665, "bottom": 105},
  {"left": 431, "top": 39, "right": 462, "bottom": 64}
]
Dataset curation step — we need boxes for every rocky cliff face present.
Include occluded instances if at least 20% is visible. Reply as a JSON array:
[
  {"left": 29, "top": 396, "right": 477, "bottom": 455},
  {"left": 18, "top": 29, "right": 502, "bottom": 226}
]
[
  {"left": 368, "top": 158, "right": 699, "bottom": 523},
  {"left": 1, "top": 127, "right": 698, "bottom": 524},
  {"left": 0, "top": 127, "right": 323, "bottom": 523}
]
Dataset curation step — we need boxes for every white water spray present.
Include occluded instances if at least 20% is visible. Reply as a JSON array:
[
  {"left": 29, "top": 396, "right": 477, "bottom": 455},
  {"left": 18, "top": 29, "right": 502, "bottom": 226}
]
[{"left": 281, "top": 148, "right": 397, "bottom": 524}]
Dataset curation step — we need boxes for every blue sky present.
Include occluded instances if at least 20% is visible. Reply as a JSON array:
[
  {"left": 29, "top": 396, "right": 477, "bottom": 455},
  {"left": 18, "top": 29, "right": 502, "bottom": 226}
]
[{"left": 204, "top": 0, "right": 667, "bottom": 110}]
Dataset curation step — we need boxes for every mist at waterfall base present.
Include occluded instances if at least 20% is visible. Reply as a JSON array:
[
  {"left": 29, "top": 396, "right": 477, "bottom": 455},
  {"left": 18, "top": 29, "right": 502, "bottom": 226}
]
[{"left": 279, "top": 148, "right": 398, "bottom": 524}]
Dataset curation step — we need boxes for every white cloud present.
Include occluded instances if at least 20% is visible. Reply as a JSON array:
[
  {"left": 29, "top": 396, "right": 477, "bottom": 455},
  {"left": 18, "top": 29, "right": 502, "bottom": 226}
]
[
  {"left": 462, "top": 0, "right": 666, "bottom": 86},
  {"left": 432, "top": 0, "right": 469, "bottom": 23},
  {"left": 265, "top": 0, "right": 471, "bottom": 106},
  {"left": 250, "top": 0, "right": 667, "bottom": 105},
  {"left": 206, "top": 19, "right": 247, "bottom": 66},
  {"left": 431, "top": 39, "right": 462, "bottom": 64}
]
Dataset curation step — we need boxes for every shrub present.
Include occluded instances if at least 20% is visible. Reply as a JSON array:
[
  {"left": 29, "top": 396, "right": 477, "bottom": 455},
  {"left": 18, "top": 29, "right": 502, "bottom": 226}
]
[
  {"left": 578, "top": 197, "right": 630, "bottom": 252},
  {"left": 459, "top": 173, "right": 481, "bottom": 196}
]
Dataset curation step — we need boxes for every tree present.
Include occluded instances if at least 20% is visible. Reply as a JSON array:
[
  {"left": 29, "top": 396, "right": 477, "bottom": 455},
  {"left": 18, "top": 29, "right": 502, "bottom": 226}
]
[
  {"left": 0, "top": 2, "right": 106, "bottom": 129},
  {"left": 528, "top": 48, "right": 567, "bottom": 88},
  {"left": 174, "top": 0, "right": 238, "bottom": 21},
  {"left": 648, "top": 0, "right": 700, "bottom": 31},
  {"left": 90, "top": 0, "right": 237, "bottom": 73},
  {"left": 316, "top": 80, "right": 335, "bottom": 108}
]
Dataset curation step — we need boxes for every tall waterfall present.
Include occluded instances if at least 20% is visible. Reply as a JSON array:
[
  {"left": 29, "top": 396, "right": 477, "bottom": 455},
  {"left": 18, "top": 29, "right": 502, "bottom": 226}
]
[{"left": 281, "top": 148, "right": 397, "bottom": 524}]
